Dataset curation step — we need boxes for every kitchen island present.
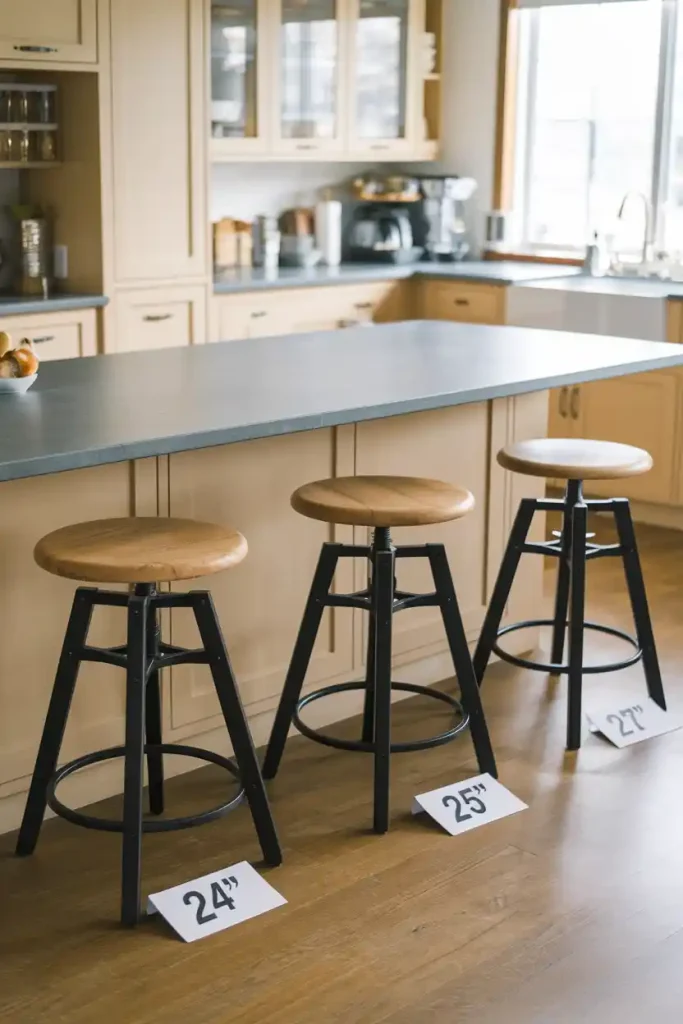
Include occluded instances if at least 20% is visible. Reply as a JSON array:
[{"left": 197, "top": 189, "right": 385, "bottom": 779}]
[{"left": 1, "top": 320, "right": 681, "bottom": 834}]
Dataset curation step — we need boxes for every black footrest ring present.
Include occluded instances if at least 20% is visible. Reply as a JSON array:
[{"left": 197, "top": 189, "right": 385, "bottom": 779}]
[
  {"left": 493, "top": 618, "right": 642, "bottom": 675},
  {"left": 46, "top": 743, "right": 244, "bottom": 834},
  {"left": 293, "top": 680, "right": 468, "bottom": 754}
]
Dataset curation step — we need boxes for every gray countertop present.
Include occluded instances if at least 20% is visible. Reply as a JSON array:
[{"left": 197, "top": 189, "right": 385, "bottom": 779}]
[
  {"left": 0, "top": 319, "right": 681, "bottom": 483},
  {"left": 516, "top": 274, "right": 683, "bottom": 301},
  {"left": 0, "top": 294, "right": 108, "bottom": 317},
  {"left": 214, "top": 261, "right": 583, "bottom": 294}
]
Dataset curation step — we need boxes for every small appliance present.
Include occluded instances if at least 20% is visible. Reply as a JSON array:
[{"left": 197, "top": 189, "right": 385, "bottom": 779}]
[
  {"left": 347, "top": 204, "right": 418, "bottom": 264},
  {"left": 418, "top": 176, "right": 477, "bottom": 262}
]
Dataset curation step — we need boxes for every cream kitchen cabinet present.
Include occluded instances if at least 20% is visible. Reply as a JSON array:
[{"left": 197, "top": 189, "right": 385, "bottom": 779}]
[
  {"left": 419, "top": 278, "right": 507, "bottom": 325},
  {"left": 0, "top": 0, "right": 98, "bottom": 64},
  {"left": 346, "top": 0, "right": 421, "bottom": 159},
  {"left": 210, "top": 280, "right": 406, "bottom": 342},
  {"left": 210, "top": 0, "right": 270, "bottom": 158},
  {"left": 108, "top": 0, "right": 207, "bottom": 284},
  {"left": 114, "top": 286, "right": 207, "bottom": 353},
  {"left": 0, "top": 307, "right": 98, "bottom": 360},
  {"left": 210, "top": 0, "right": 442, "bottom": 162}
]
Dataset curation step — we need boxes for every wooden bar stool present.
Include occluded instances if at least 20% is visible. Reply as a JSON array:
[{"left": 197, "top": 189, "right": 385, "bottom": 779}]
[
  {"left": 16, "top": 517, "right": 281, "bottom": 926},
  {"left": 263, "top": 475, "right": 497, "bottom": 834},
  {"left": 473, "top": 438, "right": 666, "bottom": 751}
]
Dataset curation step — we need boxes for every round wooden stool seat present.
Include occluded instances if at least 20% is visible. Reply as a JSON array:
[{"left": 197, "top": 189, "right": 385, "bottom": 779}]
[
  {"left": 34, "top": 517, "right": 248, "bottom": 584},
  {"left": 497, "top": 438, "right": 653, "bottom": 481},
  {"left": 291, "top": 475, "right": 475, "bottom": 528}
]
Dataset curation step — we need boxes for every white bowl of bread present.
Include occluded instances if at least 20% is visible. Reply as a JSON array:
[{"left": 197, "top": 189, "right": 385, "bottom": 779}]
[{"left": 0, "top": 331, "right": 40, "bottom": 393}]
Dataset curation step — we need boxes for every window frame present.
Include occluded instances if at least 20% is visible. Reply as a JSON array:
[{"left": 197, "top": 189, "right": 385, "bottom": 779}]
[{"left": 494, "top": 0, "right": 680, "bottom": 257}]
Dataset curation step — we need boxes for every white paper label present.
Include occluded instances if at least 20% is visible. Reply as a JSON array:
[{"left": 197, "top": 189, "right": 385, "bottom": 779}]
[
  {"left": 587, "top": 699, "right": 682, "bottom": 748},
  {"left": 411, "top": 772, "right": 527, "bottom": 836},
  {"left": 147, "top": 860, "right": 286, "bottom": 942}
]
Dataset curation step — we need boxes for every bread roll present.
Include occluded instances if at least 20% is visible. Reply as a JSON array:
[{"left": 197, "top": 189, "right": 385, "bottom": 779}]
[{"left": 9, "top": 348, "right": 39, "bottom": 377}]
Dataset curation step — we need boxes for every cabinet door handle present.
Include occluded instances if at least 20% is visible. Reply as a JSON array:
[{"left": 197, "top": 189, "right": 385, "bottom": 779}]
[
  {"left": 14, "top": 45, "right": 59, "bottom": 53},
  {"left": 558, "top": 387, "right": 569, "bottom": 419},
  {"left": 295, "top": 143, "right": 318, "bottom": 150},
  {"left": 31, "top": 334, "right": 56, "bottom": 344},
  {"left": 570, "top": 386, "right": 581, "bottom": 420},
  {"left": 454, "top": 298, "right": 469, "bottom": 307},
  {"left": 370, "top": 144, "right": 390, "bottom": 150},
  {"left": 143, "top": 313, "right": 173, "bottom": 322},
  {"left": 355, "top": 302, "right": 373, "bottom": 310},
  {"left": 251, "top": 310, "right": 267, "bottom": 318}
]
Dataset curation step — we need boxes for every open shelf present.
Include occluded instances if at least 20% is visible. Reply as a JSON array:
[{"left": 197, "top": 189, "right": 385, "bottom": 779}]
[{"left": 0, "top": 123, "right": 58, "bottom": 131}]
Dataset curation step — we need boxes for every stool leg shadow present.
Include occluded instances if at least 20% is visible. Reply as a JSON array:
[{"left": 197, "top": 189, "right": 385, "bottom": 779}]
[
  {"left": 15, "top": 587, "right": 96, "bottom": 857},
  {"left": 120, "top": 594, "right": 148, "bottom": 926},
  {"left": 428, "top": 545, "right": 497, "bottom": 779},
  {"left": 262, "top": 544, "right": 339, "bottom": 780},
  {"left": 192, "top": 591, "right": 283, "bottom": 868}
]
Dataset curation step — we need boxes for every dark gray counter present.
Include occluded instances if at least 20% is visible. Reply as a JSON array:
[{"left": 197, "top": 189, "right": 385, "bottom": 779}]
[
  {"left": 214, "top": 261, "right": 582, "bottom": 294},
  {"left": 0, "top": 294, "right": 108, "bottom": 317},
  {"left": 515, "top": 275, "right": 683, "bottom": 301},
  {"left": 0, "top": 319, "right": 681, "bottom": 483}
]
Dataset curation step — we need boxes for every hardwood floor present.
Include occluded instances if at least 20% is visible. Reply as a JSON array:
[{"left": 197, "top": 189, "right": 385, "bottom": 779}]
[{"left": 2, "top": 521, "right": 683, "bottom": 1023}]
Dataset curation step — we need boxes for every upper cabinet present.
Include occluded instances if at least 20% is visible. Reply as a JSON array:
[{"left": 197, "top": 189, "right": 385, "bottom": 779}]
[
  {"left": 0, "top": 0, "right": 98, "bottom": 64},
  {"left": 109, "top": 0, "right": 207, "bottom": 284},
  {"left": 347, "top": 0, "right": 416, "bottom": 158},
  {"left": 210, "top": 0, "right": 268, "bottom": 156},
  {"left": 274, "top": 0, "right": 346, "bottom": 156},
  {"left": 209, "top": 0, "right": 440, "bottom": 162}
]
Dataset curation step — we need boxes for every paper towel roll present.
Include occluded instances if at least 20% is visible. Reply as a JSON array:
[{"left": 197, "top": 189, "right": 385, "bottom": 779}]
[{"left": 315, "top": 199, "right": 342, "bottom": 267}]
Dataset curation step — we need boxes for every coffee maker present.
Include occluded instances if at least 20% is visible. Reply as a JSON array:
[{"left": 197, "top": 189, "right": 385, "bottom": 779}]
[{"left": 418, "top": 176, "right": 477, "bottom": 261}]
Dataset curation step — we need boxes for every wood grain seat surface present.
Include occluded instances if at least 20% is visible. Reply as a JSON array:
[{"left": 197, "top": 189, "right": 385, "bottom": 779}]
[
  {"left": 497, "top": 438, "right": 653, "bottom": 481},
  {"left": 291, "top": 475, "right": 475, "bottom": 527},
  {"left": 34, "top": 517, "right": 248, "bottom": 584}
]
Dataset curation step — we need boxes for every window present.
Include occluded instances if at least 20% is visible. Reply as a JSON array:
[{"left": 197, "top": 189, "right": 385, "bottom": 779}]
[{"left": 508, "top": 0, "right": 683, "bottom": 256}]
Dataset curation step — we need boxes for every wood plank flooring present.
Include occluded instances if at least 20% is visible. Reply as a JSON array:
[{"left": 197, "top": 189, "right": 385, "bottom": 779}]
[{"left": 2, "top": 521, "right": 683, "bottom": 1023}]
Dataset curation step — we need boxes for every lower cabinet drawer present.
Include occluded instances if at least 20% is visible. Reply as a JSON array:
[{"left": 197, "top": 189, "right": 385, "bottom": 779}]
[
  {"left": 0, "top": 308, "right": 98, "bottom": 360},
  {"left": 421, "top": 280, "right": 506, "bottom": 325},
  {"left": 115, "top": 286, "right": 207, "bottom": 352}
]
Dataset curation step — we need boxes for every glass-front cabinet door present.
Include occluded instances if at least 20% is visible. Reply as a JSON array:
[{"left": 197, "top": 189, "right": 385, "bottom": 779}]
[
  {"left": 274, "top": 0, "right": 347, "bottom": 154},
  {"left": 348, "top": 0, "right": 418, "bottom": 155},
  {"left": 210, "top": 0, "right": 268, "bottom": 155}
]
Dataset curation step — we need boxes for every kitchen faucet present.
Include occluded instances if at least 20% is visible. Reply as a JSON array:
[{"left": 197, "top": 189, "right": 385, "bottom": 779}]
[{"left": 615, "top": 190, "right": 654, "bottom": 268}]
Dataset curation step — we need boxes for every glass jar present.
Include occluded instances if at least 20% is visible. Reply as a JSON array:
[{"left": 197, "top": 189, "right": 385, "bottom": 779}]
[
  {"left": 39, "top": 130, "right": 56, "bottom": 162},
  {"left": 36, "top": 89, "right": 54, "bottom": 124},
  {"left": 17, "top": 91, "right": 30, "bottom": 124}
]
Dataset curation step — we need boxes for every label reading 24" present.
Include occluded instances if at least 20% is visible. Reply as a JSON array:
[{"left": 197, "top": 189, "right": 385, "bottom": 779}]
[{"left": 147, "top": 860, "right": 286, "bottom": 942}]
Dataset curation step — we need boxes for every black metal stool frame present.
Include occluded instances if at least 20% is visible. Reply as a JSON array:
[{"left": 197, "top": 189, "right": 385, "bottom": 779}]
[
  {"left": 263, "top": 527, "right": 497, "bottom": 835},
  {"left": 473, "top": 479, "right": 666, "bottom": 751},
  {"left": 16, "top": 583, "right": 282, "bottom": 926}
]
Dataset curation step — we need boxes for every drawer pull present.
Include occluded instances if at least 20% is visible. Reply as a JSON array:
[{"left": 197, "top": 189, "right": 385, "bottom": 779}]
[
  {"left": 354, "top": 302, "right": 373, "bottom": 310},
  {"left": 14, "top": 44, "right": 59, "bottom": 53},
  {"left": 454, "top": 298, "right": 469, "bottom": 307},
  {"left": 558, "top": 387, "right": 569, "bottom": 419},
  {"left": 570, "top": 386, "right": 581, "bottom": 420},
  {"left": 296, "top": 143, "right": 318, "bottom": 150},
  {"left": 143, "top": 313, "right": 173, "bottom": 322},
  {"left": 250, "top": 311, "right": 267, "bottom": 318},
  {"left": 370, "top": 144, "right": 390, "bottom": 150},
  {"left": 32, "top": 335, "right": 55, "bottom": 344}
]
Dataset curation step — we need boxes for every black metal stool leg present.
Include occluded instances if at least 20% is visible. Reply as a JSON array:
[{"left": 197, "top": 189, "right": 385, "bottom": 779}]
[
  {"left": 566, "top": 497, "right": 587, "bottom": 751},
  {"left": 16, "top": 587, "right": 96, "bottom": 857},
  {"left": 550, "top": 483, "right": 578, "bottom": 669},
  {"left": 473, "top": 499, "right": 537, "bottom": 685},
  {"left": 121, "top": 593, "right": 149, "bottom": 926},
  {"left": 361, "top": 541, "right": 377, "bottom": 744},
  {"left": 145, "top": 602, "right": 164, "bottom": 815},
  {"left": 263, "top": 543, "right": 340, "bottom": 779},
  {"left": 612, "top": 498, "right": 666, "bottom": 711},
  {"left": 372, "top": 540, "right": 395, "bottom": 835},
  {"left": 193, "top": 591, "right": 282, "bottom": 867},
  {"left": 428, "top": 545, "right": 498, "bottom": 779}
]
